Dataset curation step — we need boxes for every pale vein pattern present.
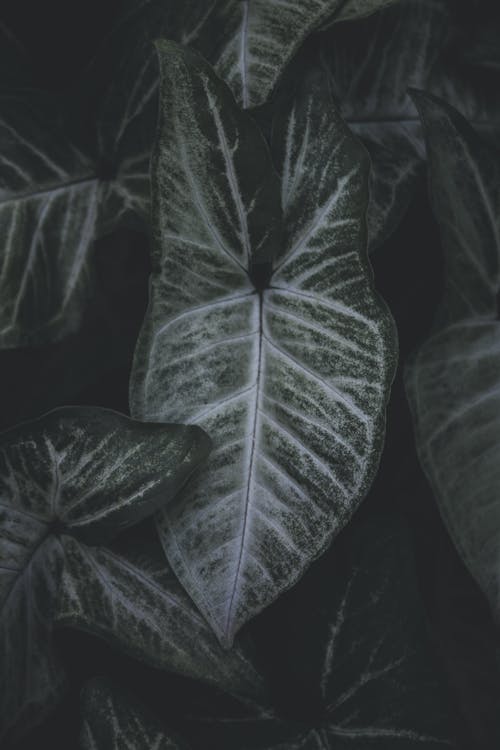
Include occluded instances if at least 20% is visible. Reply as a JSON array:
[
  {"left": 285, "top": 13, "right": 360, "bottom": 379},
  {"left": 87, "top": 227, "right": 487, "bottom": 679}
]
[{"left": 131, "top": 43, "right": 395, "bottom": 645}]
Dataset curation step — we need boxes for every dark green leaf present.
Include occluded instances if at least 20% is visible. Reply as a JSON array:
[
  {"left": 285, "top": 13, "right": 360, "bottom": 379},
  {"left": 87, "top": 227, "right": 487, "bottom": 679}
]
[
  {"left": 405, "top": 92, "right": 500, "bottom": 623},
  {"left": 0, "top": 407, "right": 209, "bottom": 743},
  {"left": 130, "top": 42, "right": 396, "bottom": 646},
  {"left": 323, "top": 0, "right": 450, "bottom": 250},
  {"left": 57, "top": 531, "right": 266, "bottom": 703},
  {"left": 80, "top": 678, "right": 190, "bottom": 749}
]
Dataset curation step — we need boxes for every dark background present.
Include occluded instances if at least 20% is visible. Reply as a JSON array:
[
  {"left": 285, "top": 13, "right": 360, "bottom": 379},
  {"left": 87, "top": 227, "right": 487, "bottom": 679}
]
[{"left": 1, "top": 1, "right": 500, "bottom": 748}]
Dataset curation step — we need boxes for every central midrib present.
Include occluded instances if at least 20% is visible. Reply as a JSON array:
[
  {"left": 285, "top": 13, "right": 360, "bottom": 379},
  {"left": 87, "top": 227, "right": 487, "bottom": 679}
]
[{"left": 224, "top": 289, "right": 264, "bottom": 640}]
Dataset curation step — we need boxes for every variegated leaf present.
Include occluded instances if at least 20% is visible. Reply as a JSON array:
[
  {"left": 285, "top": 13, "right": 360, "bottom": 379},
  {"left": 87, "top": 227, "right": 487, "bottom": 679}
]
[
  {"left": 0, "top": 96, "right": 100, "bottom": 347},
  {"left": 80, "top": 679, "right": 189, "bottom": 750},
  {"left": 405, "top": 92, "right": 500, "bottom": 622},
  {"left": 0, "top": 44, "right": 159, "bottom": 347},
  {"left": 117, "top": 0, "right": 400, "bottom": 109},
  {"left": 209, "top": 0, "right": 401, "bottom": 108},
  {"left": 130, "top": 42, "right": 396, "bottom": 646},
  {"left": 59, "top": 532, "right": 265, "bottom": 706},
  {"left": 322, "top": 0, "right": 450, "bottom": 251},
  {"left": 0, "top": 407, "right": 209, "bottom": 743}
]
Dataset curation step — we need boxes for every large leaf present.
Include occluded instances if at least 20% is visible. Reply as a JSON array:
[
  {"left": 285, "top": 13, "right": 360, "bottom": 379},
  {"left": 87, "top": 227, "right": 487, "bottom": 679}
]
[
  {"left": 130, "top": 42, "right": 396, "bottom": 646},
  {"left": 181, "top": 516, "right": 455, "bottom": 749},
  {"left": 405, "top": 92, "right": 500, "bottom": 622},
  {"left": 80, "top": 678, "right": 189, "bottom": 749},
  {"left": 57, "top": 530, "right": 266, "bottom": 702},
  {"left": 322, "top": 0, "right": 450, "bottom": 251},
  {"left": 0, "top": 406, "right": 208, "bottom": 744}
]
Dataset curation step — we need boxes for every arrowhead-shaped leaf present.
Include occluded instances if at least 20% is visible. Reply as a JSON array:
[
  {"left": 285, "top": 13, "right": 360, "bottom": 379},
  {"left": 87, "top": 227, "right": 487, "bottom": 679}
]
[
  {"left": 0, "top": 406, "right": 209, "bottom": 743},
  {"left": 80, "top": 678, "right": 189, "bottom": 749},
  {"left": 57, "top": 530, "right": 266, "bottom": 702},
  {"left": 405, "top": 92, "right": 500, "bottom": 622},
  {"left": 322, "top": 0, "right": 449, "bottom": 250},
  {"left": 130, "top": 42, "right": 396, "bottom": 646}
]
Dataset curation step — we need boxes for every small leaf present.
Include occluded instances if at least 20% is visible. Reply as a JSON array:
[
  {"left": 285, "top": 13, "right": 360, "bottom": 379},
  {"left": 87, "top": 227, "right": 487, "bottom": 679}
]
[
  {"left": 322, "top": 0, "right": 450, "bottom": 250},
  {"left": 130, "top": 42, "right": 396, "bottom": 645},
  {"left": 57, "top": 530, "right": 266, "bottom": 702},
  {"left": 80, "top": 678, "right": 190, "bottom": 749},
  {"left": 0, "top": 406, "right": 209, "bottom": 743},
  {"left": 405, "top": 92, "right": 500, "bottom": 623},
  {"left": 0, "top": 95, "right": 100, "bottom": 347}
]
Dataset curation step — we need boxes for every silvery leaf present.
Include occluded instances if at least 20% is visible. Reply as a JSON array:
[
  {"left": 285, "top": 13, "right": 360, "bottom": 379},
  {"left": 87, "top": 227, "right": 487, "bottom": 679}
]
[
  {"left": 0, "top": 406, "right": 208, "bottom": 743},
  {"left": 130, "top": 42, "right": 396, "bottom": 646},
  {"left": 405, "top": 92, "right": 500, "bottom": 622},
  {"left": 80, "top": 678, "right": 189, "bottom": 749}
]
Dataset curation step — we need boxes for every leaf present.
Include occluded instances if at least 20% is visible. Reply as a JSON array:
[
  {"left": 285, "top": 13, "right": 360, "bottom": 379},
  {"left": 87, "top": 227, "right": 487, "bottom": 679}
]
[
  {"left": 80, "top": 678, "right": 190, "bottom": 749},
  {"left": 57, "top": 531, "right": 266, "bottom": 702},
  {"left": 0, "top": 45, "right": 158, "bottom": 348},
  {"left": 322, "top": 0, "right": 450, "bottom": 250},
  {"left": 0, "top": 95, "right": 101, "bottom": 347},
  {"left": 116, "top": 0, "right": 399, "bottom": 109},
  {"left": 278, "top": 516, "right": 455, "bottom": 747},
  {"left": 182, "top": 516, "right": 455, "bottom": 749},
  {"left": 0, "top": 406, "right": 209, "bottom": 743},
  {"left": 322, "top": 0, "right": 399, "bottom": 24},
  {"left": 405, "top": 91, "right": 500, "bottom": 623},
  {"left": 209, "top": 0, "right": 398, "bottom": 108},
  {"left": 130, "top": 42, "right": 396, "bottom": 646}
]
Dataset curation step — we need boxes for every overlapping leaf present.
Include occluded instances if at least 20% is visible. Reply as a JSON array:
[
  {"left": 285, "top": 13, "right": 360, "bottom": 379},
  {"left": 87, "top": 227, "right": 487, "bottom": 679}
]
[
  {"left": 130, "top": 42, "right": 396, "bottom": 646},
  {"left": 57, "top": 530, "right": 266, "bottom": 702},
  {"left": 116, "top": 0, "right": 399, "bottom": 109},
  {"left": 80, "top": 678, "right": 189, "bottom": 749},
  {"left": 0, "top": 46, "right": 157, "bottom": 348},
  {"left": 405, "top": 92, "right": 500, "bottom": 622},
  {"left": 126, "top": 517, "right": 455, "bottom": 749},
  {"left": 0, "top": 407, "right": 209, "bottom": 744},
  {"left": 322, "top": 0, "right": 450, "bottom": 250}
]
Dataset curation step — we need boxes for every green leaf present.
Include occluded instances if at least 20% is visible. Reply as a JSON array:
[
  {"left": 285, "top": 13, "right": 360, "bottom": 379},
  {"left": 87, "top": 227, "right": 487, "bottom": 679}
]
[
  {"left": 0, "top": 45, "right": 158, "bottom": 348},
  {"left": 279, "top": 517, "right": 455, "bottom": 747},
  {"left": 80, "top": 678, "right": 190, "bottom": 749},
  {"left": 182, "top": 517, "right": 455, "bottom": 749},
  {"left": 130, "top": 42, "right": 396, "bottom": 646},
  {"left": 322, "top": 0, "right": 449, "bottom": 250},
  {"left": 117, "top": 0, "right": 400, "bottom": 109},
  {"left": 0, "top": 407, "right": 209, "bottom": 743},
  {"left": 209, "top": 0, "right": 398, "bottom": 108},
  {"left": 405, "top": 92, "right": 500, "bottom": 622},
  {"left": 57, "top": 531, "right": 266, "bottom": 702},
  {"left": 0, "top": 95, "right": 101, "bottom": 347}
]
